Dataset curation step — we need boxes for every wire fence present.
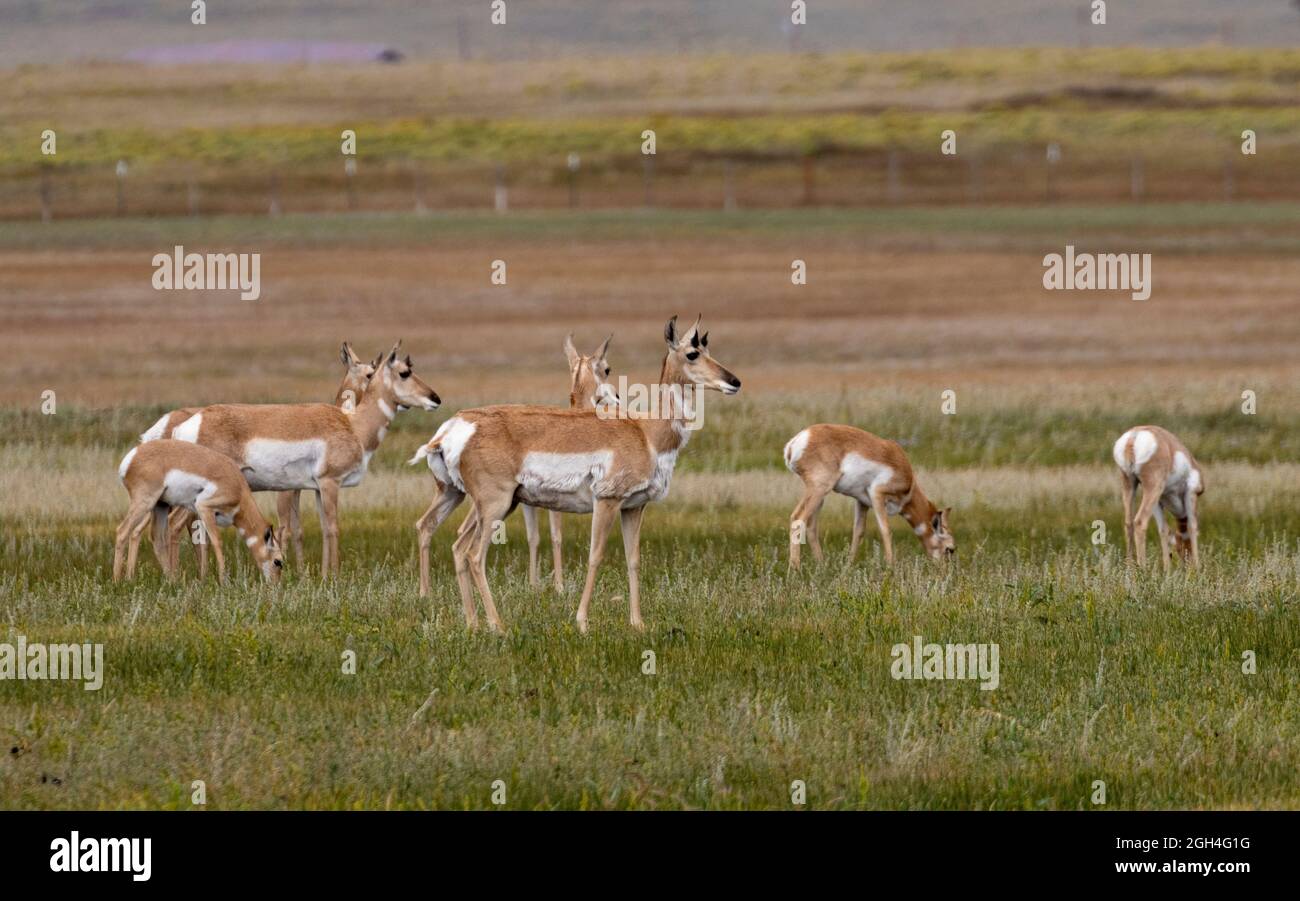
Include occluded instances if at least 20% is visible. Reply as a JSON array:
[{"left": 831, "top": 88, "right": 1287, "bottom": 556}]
[{"left": 0, "top": 147, "right": 1277, "bottom": 221}]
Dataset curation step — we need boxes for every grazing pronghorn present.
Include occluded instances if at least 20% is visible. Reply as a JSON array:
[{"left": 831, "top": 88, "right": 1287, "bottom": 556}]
[
  {"left": 142, "top": 341, "right": 440, "bottom": 575},
  {"left": 150, "top": 342, "right": 381, "bottom": 575},
  {"left": 1112, "top": 425, "right": 1205, "bottom": 570},
  {"left": 784, "top": 424, "right": 955, "bottom": 568},
  {"left": 410, "top": 315, "right": 740, "bottom": 632},
  {"left": 448, "top": 333, "right": 617, "bottom": 595},
  {"left": 114, "top": 439, "right": 284, "bottom": 584}
]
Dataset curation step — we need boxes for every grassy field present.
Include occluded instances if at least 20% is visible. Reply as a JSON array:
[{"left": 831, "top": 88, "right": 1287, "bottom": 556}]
[
  {"left": 6, "top": 46, "right": 1300, "bottom": 215},
  {"left": 1, "top": 205, "right": 1298, "bottom": 809},
  {"left": 3, "top": 452, "right": 1299, "bottom": 809}
]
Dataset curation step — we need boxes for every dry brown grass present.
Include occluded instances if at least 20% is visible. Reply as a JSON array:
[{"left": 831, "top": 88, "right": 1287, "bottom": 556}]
[{"left": 4, "top": 239, "right": 1299, "bottom": 408}]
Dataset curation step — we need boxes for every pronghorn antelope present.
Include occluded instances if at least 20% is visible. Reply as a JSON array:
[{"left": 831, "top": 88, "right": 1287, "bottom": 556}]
[
  {"left": 468, "top": 333, "right": 617, "bottom": 595},
  {"left": 275, "top": 342, "right": 380, "bottom": 565},
  {"left": 1112, "top": 425, "right": 1205, "bottom": 570},
  {"left": 410, "top": 315, "right": 740, "bottom": 632},
  {"left": 114, "top": 439, "right": 284, "bottom": 584},
  {"left": 784, "top": 424, "right": 954, "bottom": 567},
  {"left": 149, "top": 342, "right": 381, "bottom": 575},
  {"left": 141, "top": 341, "right": 440, "bottom": 575}
]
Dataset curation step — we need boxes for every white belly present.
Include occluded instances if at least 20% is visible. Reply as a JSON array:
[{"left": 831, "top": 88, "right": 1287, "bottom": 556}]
[
  {"left": 160, "top": 469, "right": 218, "bottom": 511},
  {"left": 623, "top": 450, "right": 678, "bottom": 509},
  {"left": 515, "top": 451, "right": 613, "bottom": 514},
  {"left": 241, "top": 438, "right": 327, "bottom": 491},
  {"left": 835, "top": 454, "right": 898, "bottom": 509}
]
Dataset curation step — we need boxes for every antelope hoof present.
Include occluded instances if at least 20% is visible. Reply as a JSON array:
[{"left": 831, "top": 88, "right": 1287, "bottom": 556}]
[{"left": 576, "top": 617, "right": 589, "bottom": 635}]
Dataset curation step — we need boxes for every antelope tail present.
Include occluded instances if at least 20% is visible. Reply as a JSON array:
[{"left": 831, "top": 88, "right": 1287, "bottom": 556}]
[{"left": 408, "top": 437, "right": 442, "bottom": 466}]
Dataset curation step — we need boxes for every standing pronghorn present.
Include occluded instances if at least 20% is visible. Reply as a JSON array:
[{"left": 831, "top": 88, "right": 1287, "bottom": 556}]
[
  {"left": 784, "top": 425, "right": 955, "bottom": 567},
  {"left": 156, "top": 342, "right": 380, "bottom": 575},
  {"left": 114, "top": 440, "right": 284, "bottom": 584},
  {"left": 414, "top": 333, "right": 615, "bottom": 596},
  {"left": 1112, "top": 425, "right": 1205, "bottom": 570},
  {"left": 275, "top": 342, "right": 380, "bottom": 565},
  {"left": 142, "top": 341, "right": 440, "bottom": 575},
  {"left": 410, "top": 316, "right": 740, "bottom": 632}
]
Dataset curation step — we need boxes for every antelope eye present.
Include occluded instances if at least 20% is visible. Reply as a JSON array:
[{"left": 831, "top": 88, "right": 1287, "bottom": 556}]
[
  {"left": 604, "top": 367, "right": 611, "bottom": 376},
  {"left": 685, "top": 351, "right": 699, "bottom": 361},
  {"left": 273, "top": 559, "right": 283, "bottom": 568},
  {"left": 400, "top": 370, "right": 411, "bottom": 379}
]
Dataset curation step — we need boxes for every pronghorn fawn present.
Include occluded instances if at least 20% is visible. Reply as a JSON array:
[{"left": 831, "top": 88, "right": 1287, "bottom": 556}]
[
  {"left": 150, "top": 342, "right": 381, "bottom": 576},
  {"left": 1112, "top": 425, "right": 1205, "bottom": 570},
  {"left": 784, "top": 425, "right": 954, "bottom": 567},
  {"left": 142, "top": 341, "right": 439, "bottom": 576},
  {"left": 417, "top": 333, "right": 618, "bottom": 597},
  {"left": 114, "top": 440, "right": 283, "bottom": 584},
  {"left": 410, "top": 315, "right": 739, "bottom": 632}
]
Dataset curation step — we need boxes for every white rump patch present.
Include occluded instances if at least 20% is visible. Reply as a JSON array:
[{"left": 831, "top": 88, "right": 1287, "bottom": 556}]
[
  {"left": 426, "top": 417, "right": 476, "bottom": 491},
  {"left": 117, "top": 446, "right": 139, "bottom": 483},
  {"left": 1187, "top": 466, "right": 1202, "bottom": 493},
  {"left": 1133, "top": 430, "right": 1157, "bottom": 467},
  {"left": 783, "top": 429, "right": 811, "bottom": 472},
  {"left": 140, "top": 415, "right": 170, "bottom": 443},
  {"left": 1113, "top": 428, "right": 1157, "bottom": 475},
  {"left": 240, "top": 437, "right": 327, "bottom": 491},
  {"left": 172, "top": 413, "right": 203, "bottom": 444}
]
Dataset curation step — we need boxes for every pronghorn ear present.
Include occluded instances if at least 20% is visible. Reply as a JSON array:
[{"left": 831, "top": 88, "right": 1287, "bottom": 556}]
[
  {"left": 700, "top": 331, "right": 709, "bottom": 348},
  {"left": 404, "top": 354, "right": 413, "bottom": 368},
  {"left": 932, "top": 511, "right": 944, "bottom": 533},
  {"left": 370, "top": 353, "right": 383, "bottom": 372},
  {"left": 593, "top": 334, "right": 612, "bottom": 361},
  {"left": 664, "top": 316, "right": 678, "bottom": 347},
  {"left": 563, "top": 333, "right": 579, "bottom": 368},
  {"left": 340, "top": 342, "right": 354, "bottom": 367},
  {"left": 264, "top": 526, "right": 274, "bottom": 545},
  {"left": 387, "top": 340, "right": 402, "bottom": 365}
]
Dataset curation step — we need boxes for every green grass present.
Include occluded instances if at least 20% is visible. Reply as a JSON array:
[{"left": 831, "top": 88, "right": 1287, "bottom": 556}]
[
  {"left": 6, "top": 395, "right": 1298, "bottom": 473},
  {"left": 9, "top": 204, "right": 1300, "bottom": 253},
  {"left": 2, "top": 495, "right": 1298, "bottom": 809},
  {"left": 2, "top": 401, "right": 1299, "bottom": 809}
]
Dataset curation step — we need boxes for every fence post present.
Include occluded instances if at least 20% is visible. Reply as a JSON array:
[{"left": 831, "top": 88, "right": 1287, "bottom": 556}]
[
  {"left": 566, "top": 153, "right": 581, "bottom": 209},
  {"left": 723, "top": 160, "right": 737, "bottom": 212},
  {"left": 1045, "top": 143, "right": 1061, "bottom": 203},
  {"left": 344, "top": 158, "right": 357, "bottom": 211},
  {"left": 114, "top": 159, "right": 128, "bottom": 216},
  {"left": 642, "top": 154, "right": 655, "bottom": 209},
  {"left": 268, "top": 171, "right": 281, "bottom": 217},
  {"left": 39, "top": 163, "right": 52, "bottom": 222},
  {"left": 494, "top": 164, "right": 508, "bottom": 213},
  {"left": 412, "top": 164, "right": 427, "bottom": 214},
  {"left": 966, "top": 155, "right": 982, "bottom": 203},
  {"left": 1130, "top": 155, "right": 1144, "bottom": 203},
  {"left": 886, "top": 150, "right": 903, "bottom": 203}
]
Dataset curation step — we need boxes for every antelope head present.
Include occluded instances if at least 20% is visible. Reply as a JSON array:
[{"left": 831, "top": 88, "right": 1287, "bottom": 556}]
[
  {"left": 335, "top": 341, "right": 378, "bottom": 411},
  {"left": 376, "top": 340, "right": 441, "bottom": 412},
  {"left": 663, "top": 315, "right": 741, "bottom": 395},
  {"left": 920, "top": 506, "right": 956, "bottom": 561},
  {"left": 563, "top": 333, "right": 619, "bottom": 410}
]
